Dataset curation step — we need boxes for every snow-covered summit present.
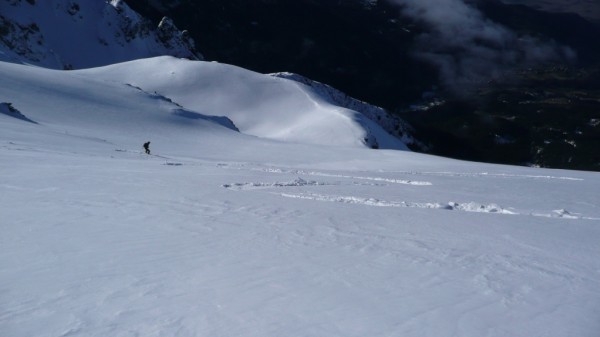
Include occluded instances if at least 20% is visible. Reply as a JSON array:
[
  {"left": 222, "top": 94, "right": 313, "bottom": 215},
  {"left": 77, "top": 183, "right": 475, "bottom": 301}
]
[{"left": 0, "top": 0, "right": 201, "bottom": 69}]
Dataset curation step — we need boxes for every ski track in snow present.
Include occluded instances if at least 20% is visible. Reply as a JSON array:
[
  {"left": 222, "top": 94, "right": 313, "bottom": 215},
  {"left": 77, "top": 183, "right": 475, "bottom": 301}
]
[
  {"left": 216, "top": 162, "right": 585, "bottom": 184},
  {"left": 292, "top": 169, "right": 434, "bottom": 186},
  {"left": 277, "top": 192, "right": 599, "bottom": 220},
  {"left": 217, "top": 163, "right": 597, "bottom": 221},
  {"left": 297, "top": 193, "right": 515, "bottom": 215},
  {"left": 217, "top": 163, "right": 434, "bottom": 186},
  {"left": 390, "top": 171, "right": 584, "bottom": 181},
  {"left": 222, "top": 178, "right": 328, "bottom": 190}
]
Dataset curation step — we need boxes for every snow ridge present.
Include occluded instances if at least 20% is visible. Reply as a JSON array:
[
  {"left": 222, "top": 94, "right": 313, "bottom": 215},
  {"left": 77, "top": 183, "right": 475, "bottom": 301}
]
[{"left": 271, "top": 72, "right": 422, "bottom": 149}]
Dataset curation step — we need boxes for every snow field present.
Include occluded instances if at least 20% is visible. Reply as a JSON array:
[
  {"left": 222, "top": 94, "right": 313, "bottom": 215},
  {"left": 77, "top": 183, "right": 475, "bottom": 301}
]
[{"left": 1, "top": 57, "right": 600, "bottom": 336}]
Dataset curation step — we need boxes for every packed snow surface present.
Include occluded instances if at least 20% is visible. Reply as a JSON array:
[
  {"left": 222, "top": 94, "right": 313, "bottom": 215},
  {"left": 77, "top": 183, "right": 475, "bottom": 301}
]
[{"left": 1, "top": 58, "right": 600, "bottom": 337}]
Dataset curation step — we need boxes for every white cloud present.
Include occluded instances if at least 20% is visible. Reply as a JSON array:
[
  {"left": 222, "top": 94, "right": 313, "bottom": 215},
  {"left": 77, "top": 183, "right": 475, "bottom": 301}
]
[{"left": 389, "top": 0, "right": 575, "bottom": 91}]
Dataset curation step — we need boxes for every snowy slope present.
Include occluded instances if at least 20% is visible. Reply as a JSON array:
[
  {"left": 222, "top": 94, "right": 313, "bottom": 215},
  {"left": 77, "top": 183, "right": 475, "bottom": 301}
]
[
  {"left": 78, "top": 56, "right": 409, "bottom": 149},
  {"left": 1, "top": 59, "right": 600, "bottom": 337},
  {"left": 0, "top": 0, "right": 201, "bottom": 69}
]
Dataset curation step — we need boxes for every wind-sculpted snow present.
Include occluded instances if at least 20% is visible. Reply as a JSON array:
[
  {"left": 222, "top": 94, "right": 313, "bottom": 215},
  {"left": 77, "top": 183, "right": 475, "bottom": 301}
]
[
  {"left": 2, "top": 57, "right": 600, "bottom": 337},
  {"left": 270, "top": 72, "right": 421, "bottom": 149},
  {"left": 0, "top": 102, "right": 36, "bottom": 124}
]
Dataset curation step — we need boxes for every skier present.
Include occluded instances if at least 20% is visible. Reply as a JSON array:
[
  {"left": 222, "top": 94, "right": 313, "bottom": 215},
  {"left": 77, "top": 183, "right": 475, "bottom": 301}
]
[{"left": 143, "top": 141, "right": 151, "bottom": 155}]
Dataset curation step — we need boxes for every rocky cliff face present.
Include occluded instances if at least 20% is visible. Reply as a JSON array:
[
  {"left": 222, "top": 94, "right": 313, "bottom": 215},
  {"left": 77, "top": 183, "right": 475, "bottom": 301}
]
[{"left": 0, "top": 0, "right": 202, "bottom": 69}]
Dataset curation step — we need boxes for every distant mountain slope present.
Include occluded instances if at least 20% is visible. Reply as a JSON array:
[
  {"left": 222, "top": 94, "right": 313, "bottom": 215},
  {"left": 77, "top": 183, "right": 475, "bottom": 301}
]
[{"left": 0, "top": 0, "right": 201, "bottom": 69}]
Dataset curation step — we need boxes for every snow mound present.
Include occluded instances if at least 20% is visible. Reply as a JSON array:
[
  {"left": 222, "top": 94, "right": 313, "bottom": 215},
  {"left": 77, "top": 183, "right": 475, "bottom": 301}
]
[
  {"left": 78, "top": 56, "right": 410, "bottom": 149},
  {"left": 0, "top": 60, "right": 239, "bottom": 157}
]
